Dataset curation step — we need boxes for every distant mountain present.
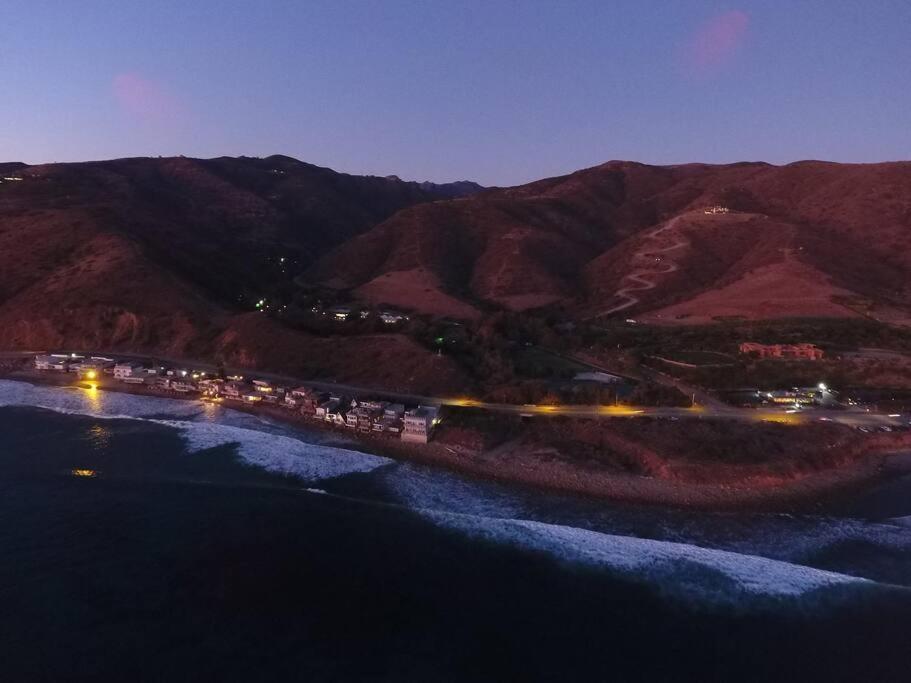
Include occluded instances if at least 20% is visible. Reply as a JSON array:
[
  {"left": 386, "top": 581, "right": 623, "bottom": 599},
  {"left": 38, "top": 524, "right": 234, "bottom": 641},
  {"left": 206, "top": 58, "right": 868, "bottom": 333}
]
[
  {"left": 311, "top": 160, "right": 911, "bottom": 325},
  {"left": 418, "top": 179, "right": 486, "bottom": 198},
  {"left": 0, "top": 162, "right": 27, "bottom": 176},
  {"left": 383, "top": 175, "right": 485, "bottom": 198}
]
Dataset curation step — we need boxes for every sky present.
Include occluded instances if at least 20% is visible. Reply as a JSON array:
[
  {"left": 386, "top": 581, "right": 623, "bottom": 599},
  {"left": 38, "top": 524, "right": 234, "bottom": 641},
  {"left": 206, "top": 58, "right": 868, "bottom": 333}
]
[{"left": 1, "top": 1, "right": 910, "bottom": 186}]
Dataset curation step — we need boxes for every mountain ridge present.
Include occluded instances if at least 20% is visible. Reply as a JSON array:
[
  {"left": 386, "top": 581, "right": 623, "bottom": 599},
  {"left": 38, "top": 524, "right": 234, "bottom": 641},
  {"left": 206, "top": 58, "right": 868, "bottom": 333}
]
[{"left": 1, "top": 155, "right": 910, "bottom": 390}]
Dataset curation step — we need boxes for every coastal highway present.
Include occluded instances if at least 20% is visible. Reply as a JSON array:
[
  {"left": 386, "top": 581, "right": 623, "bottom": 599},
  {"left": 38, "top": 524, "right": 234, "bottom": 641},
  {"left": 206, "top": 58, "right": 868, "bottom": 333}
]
[
  {"left": 437, "top": 398, "right": 907, "bottom": 429},
  {"left": 2, "top": 351, "right": 907, "bottom": 430}
]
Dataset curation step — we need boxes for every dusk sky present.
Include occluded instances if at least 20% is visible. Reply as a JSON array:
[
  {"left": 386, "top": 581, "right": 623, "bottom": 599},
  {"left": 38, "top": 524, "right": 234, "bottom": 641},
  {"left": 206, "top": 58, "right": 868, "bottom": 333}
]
[{"left": 2, "top": 1, "right": 910, "bottom": 185}]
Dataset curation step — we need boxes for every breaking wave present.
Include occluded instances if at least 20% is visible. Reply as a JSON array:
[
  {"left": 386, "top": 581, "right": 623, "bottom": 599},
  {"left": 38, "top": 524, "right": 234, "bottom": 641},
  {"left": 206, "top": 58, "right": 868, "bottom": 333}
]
[{"left": 421, "top": 509, "right": 886, "bottom": 607}]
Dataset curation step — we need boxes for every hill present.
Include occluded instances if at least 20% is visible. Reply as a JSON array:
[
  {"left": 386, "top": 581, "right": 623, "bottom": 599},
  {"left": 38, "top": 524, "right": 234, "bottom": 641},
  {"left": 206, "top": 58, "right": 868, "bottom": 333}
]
[
  {"left": 0, "top": 155, "right": 478, "bottom": 393},
  {"left": 2, "top": 155, "right": 910, "bottom": 393},
  {"left": 311, "top": 160, "right": 911, "bottom": 324}
]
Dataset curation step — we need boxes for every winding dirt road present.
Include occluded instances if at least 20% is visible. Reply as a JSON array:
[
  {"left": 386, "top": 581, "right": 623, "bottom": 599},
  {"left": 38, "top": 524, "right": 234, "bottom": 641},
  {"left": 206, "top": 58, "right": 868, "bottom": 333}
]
[{"left": 597, "top": 216, "right": 689, "bottom": 318}]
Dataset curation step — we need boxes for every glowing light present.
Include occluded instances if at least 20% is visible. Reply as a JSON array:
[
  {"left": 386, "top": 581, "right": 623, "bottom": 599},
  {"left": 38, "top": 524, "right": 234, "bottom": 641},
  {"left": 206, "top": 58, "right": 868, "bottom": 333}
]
[
  {"left": 82, "top": 383, "right": 102, "bottom": 411},
  {"left": 818, "top": 383, "right": 828, "bottom": 391},
  {"left": 599, "top": 405, "right": 644, "bottom": 416},
  {"left": 71, "top": 469, "right": 97, "bottom": 478},
  {"left": 85, "top": 370, "right": 97, "bottom": 380},
  {"left": 757, "top": 412, "right": 802, "bottom": 425}
]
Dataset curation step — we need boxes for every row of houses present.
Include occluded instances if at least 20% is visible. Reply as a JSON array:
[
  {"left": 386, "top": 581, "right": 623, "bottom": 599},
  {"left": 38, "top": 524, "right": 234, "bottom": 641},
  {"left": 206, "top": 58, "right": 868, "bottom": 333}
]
[
  {"left": 206, "top": 380, "right": 440, "bottom": 443},
  {"left": 33, "top": 354, "right": 441, "bottom": 443},
  {"left": 35, "top": 354, "right": 119, "bottom": 376},
  {"left": 35, "top": 354, "right": 209, "bottom": 383}
]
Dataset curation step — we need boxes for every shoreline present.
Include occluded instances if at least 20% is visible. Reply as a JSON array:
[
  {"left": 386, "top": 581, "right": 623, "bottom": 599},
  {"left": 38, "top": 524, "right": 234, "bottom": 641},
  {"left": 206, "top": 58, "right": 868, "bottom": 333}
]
[{"left": 2, "top": 368, "right": 909, "bottom": 512}]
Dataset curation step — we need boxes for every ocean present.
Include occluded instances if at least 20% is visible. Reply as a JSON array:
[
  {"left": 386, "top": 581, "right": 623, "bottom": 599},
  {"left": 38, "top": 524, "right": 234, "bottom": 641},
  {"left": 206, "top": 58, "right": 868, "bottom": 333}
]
[{"left": 1, "top": 379, "right": 910, "bottom": 682}]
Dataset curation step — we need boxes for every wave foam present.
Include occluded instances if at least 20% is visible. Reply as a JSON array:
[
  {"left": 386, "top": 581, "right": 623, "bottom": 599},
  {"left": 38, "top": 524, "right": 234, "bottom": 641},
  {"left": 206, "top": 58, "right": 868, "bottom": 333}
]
[
  {"left": 425, "top": 509, "right": 876, "bottom": 605},
  {"left": 0, "top": 379, "right": 391, "bottom": 482},
  {"left": 159, "top": 418, "right": 391, "bottom": 481}
]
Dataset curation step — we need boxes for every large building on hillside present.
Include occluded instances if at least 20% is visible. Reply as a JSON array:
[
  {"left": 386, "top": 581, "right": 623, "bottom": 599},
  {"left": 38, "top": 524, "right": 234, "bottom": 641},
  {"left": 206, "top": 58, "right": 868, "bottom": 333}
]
[{"left": 738, "top": 342, "right": 824, "bottom": 361}]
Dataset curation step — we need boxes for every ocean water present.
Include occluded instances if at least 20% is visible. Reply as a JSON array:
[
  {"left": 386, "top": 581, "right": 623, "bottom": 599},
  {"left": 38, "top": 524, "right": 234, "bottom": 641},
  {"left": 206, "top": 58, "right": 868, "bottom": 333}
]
[{"left": 1, "top": 379, "right": 910, "bottom": 682}]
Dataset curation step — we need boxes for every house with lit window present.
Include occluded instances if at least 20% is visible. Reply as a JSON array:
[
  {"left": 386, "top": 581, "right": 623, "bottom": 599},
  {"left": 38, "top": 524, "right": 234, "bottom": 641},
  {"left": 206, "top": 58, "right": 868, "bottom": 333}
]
[
  {"left": 252, "top": 380, "right": 274, "bottom": 393},
  {"left": 113, "top": 363, "right": 144, "bottom": 380}
]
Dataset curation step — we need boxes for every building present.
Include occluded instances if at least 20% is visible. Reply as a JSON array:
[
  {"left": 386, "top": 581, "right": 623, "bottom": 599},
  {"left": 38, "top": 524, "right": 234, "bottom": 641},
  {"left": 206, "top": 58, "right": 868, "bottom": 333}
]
[
  {"left": 327, "top": 305, "right": 352, "bottom": 321},
  {"left": 34, "top": 354, "right": 75, "bottom": 371},
  {"left": 401, "top": 405, "right": 441, "bottom": 444},
  {"left": 384, "top": 403, "right": 405, "bottom": 419},
  {"left": 379, "top": 310, "right": 407, "bottom": 325},
  {"left": 704, "top": 205, "right": 730, "bottom": 215},
  {"left": 72, "top": 357, "right": 115, "bottom": 378},
  {"left": 284, "top": 386, "right": 309, "bottom": 409},
  {"left": 113, "top": 363, "right": 144, "bottom": 380},
  {"left": 198, "top": 378, "right": 222, "bottom": 396},
  {"left": 346, "top": 401, "right": 387, "bottom": 432},
  {"left": 222, "top": 381, "right": 250, "bottom": 401},
  {"left": 166, "top": 368, "right": 193, "bottom": 378},
  {"left": 739, "top": 342, "right": 824, "bottom": 361},
  {"left": 315, "top": 397, "right": 347, "bottom": 421},
  {"left": 288, "top": 388, "right": 328, "bottom": 414},
  {"left": 252, "top": 379, "right": 274, "bottom": 394},
  {"left": 764, "top": 388, "right": 820, "bottom": 405}
]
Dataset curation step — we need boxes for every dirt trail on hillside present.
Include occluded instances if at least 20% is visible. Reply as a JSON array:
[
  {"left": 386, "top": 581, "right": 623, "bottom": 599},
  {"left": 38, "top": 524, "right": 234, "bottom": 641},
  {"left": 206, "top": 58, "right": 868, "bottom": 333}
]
[{"left": 596, "top": 216, "right": 688, "bottom": 318}]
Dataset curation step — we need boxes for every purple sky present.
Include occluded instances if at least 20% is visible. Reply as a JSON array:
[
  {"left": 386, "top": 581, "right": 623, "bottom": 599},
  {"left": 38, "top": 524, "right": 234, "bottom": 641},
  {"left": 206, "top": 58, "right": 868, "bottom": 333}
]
[{"left": 2, "top": 1, "right": 909, "bottom": 185}]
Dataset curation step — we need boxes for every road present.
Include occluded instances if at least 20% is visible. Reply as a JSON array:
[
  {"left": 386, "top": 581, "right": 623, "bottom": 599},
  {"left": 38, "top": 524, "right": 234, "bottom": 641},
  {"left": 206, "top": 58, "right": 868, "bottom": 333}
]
[
  {"left": 440, "top": 398, "right": 907, "bottom": 429},
  {"left": 3, "top": 351, "right": 907, "bottom": 429},
  {"left": 594, "top": 216, "right": 688, "bottom": 318}
]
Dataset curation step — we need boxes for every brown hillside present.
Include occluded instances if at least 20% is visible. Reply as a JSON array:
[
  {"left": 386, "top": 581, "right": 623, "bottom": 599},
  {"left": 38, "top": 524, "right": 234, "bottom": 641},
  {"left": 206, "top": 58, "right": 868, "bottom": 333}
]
[
  {"left": 311, "top": 160, "right": 911, "bottom": 323},
  {"left": 0, "top": 156, "right": 479, "bottom": 392}
]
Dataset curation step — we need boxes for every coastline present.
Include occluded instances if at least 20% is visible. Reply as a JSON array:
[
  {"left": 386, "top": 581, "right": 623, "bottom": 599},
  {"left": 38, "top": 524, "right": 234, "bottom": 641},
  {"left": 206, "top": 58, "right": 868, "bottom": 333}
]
[{"left": 2, "top": 367, "right": 909, "bottom": 512}]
